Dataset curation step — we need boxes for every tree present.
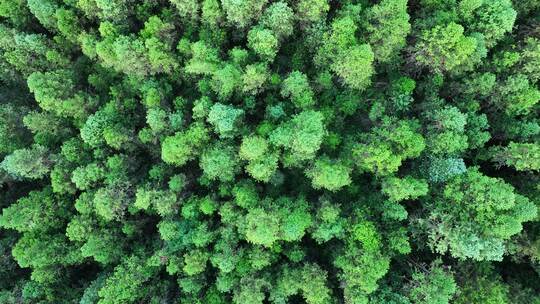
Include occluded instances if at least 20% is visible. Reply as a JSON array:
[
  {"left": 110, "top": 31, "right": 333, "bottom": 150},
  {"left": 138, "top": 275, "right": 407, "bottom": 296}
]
[
  {"left": 134, "top": 187, "right": 178, "bottom": 216},
  {"left": 1, "top": 145, "right": 52, "bottom": 179},
  {"left": 210, "top": 64, "right": 242, "bottom": 101},
  {"left": 520, "top": 38, "right": 540, "bottom": 83},
  {"left": 242, "top": 63, "right": 269, "bottom": 95},
  {"left": 161, "top": 123, "right": 209, "bottom": 166},
  {"left": 245, "top": 153, "right": 279, "bottom": 182},
  {"left": 281, "top": 71, "right": 315, "bottom": 109},
  {"left": 295, "top": 0, "right": 329, "bottom": 23},
  {"left": 244, "top": 207, "right": 280, "bottom": 247},
  {"left": 421, "top": 168, "right": 537, "bottom": 261},
  {"left": 0, "top": 187, "right": 68, "bottom": 233},
  {"left": 23, "top": 111, "right": 71, "bottom": 146},
  {"left": 199, "top": 143, "right": 240, "bottom": 182},
  {"left": 494, "top": 74, "right": 540, "bottom": 116},
  {"left": 239, "top": 135, "right": 267, "bottom": 161},
  {"left": 491, "top": 142, "right": 540, "bottom": 171},
  {"left": 185, "top": 41, "right": 221, "bottom": 75},
  {"left": 170, "top": 0, "right": 199, "bottom": 20},
  {"left": 207, "top": 103, "right": 244, "bottom": 138},
  {"left": 26, "top": 0, "right": 58, "bottom": 30},
  {"left": 364, "top": 0, "right": 411, "bottom": 63},
  {"left": 271, "top": 263, "right": 332, "bottom": 304},
  {"left": 353, "top": 119, "right": 425, "bottom": 176},
  {"left": 408, "top": 260, "right": 457, "bottom": 304},
  {"left": 247, "top": 27, "right": 279, "bottom": 62},
  {"left": 93, "top": 184, "right": 131, "bottom": 221},
  {"left": 71, "top": 163, "right": 105, "bottom": 190},
  {"left": 310, "top": 201, "right": 345, "bottom": 243},
  {"left": 27, "top": 69, "right": 91, "bottom": 121},
  {"left": 335, "top": 220, "right": 391, "bottom": 302},
  {"left": 317, "top": 16, "right": 375, "bottom": 90},
  {"left": 0, "top": 0, "right": 31, "bottom": 27},
  {"left": 80, "top": 109, "right": 111, "bottom": 147},
  {"left": 183, "top": 249, "right": 209, "bottom": 275},
  {"left": 381, "top": 176, "right": 428, "bottom": 202},
  {"left": 221, "top": 0, "right": 268, "bottom": 28},
  {"left": 414, "top": 22, "right": 478, "bottom": 72},
  {"left": 0, "top": 104, "right": 29, "bottom": 154},
  {"left": 95, "top": 34, "right": 152, "bottom": 77},
  {"left": 466, "top": 0, "right": 516, "bottom": 47},
  {"left": 201, "top": 0, "right": 223, "bottom": 26},
  {"left": 306, "top": 158, "right": 352, "bottom": 191},
  {"left": 242, "top": 197, "right": 312, "bottom": 247},
  {"left": 239, "top": 135, "right": 278, "bottom": 182},
  {"left": 0, "top": 28, "right": 58, "bottom": 77},
  {"left": 269, "top": 110, "right": 326, "bottom": 166},
  {"left": 55, "top": 8, "right": 82, "bottom": 43},
  {"left": 97, "top": 255, "right": 158, "bottom": 304},
  {"left": 1, "top": 1, "right": 540, "bottom": 303},
  {"left": 261, "top": 2, "right": 294, "bottom": 40},
  {"left": 424, "top": 157, "right": 467, "bottom": 183},
  {"left": 332, "top": 44, "right": 375, "bottom": 90},
  {"left": 232, "top": 276, "right": 269, "bottom": 304}
]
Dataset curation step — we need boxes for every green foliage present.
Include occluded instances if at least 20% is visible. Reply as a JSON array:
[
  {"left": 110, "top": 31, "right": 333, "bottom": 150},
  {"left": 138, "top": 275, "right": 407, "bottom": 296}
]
[
  {"left": 261, "top": 2, "right": 294, "bottom": 39},
  {"left": 494, "top": 74, "right": 540, "bottom": 116},
  {"left": 134, "top": 187, "right": 178, "bottom": 216},
  {"left": 221, "top": 0, "right": 268, "bottom": 28},
  {"left": 0, "top": 104, "right": 29, "bottom": 154},
  {"left": 306, "top": 158, "right": 352, "bottom": 191},
  {"left": 248, "top": 27, "right": 278, "bottom": 62},
  {"left": 207, "top": 103, "right": 244, "bottom": 138},
  {"left": 93, "top": 184, "right": 131, "bottom": 221},
  {"left": 200, "top": 143, "right": 240, "bottom": 182},
  {"left": 296, "top": 0, "right": 329, "bottom": 23},
  {"left": 27, "top": 0, "right": 58, "bottom": 30},
  {"left": 243, "top": 197, "right": 312, "bottom": 247},
  {"left": 335, "top": 234, "right": 391, "bottom": 301},
  {"left": 520, "top": 38, "right": 540, "bottom": 83},
  {"left": 0, "top": 0, "right": 30, "bottom": 27},
  {"left": 281, "top": 71, "right": 315, "bottom": 109},
  {"left": 453, "top": 264, "right": 510, "bottom": 304},
  {"left": 466, "top": 0, "right": 516, "bottom": 47},
  {"left": 269, "top": 110, "right": 325, "bottom": 166},
  {"left": 353, "top": 119, "right": 425, "bottom": 175},
  {"left": 271, "top": 263, "right": 332, "bottom": 304},
  {"left": 27, "top": 69, "right": 90, "bottom": 121},
  {"left": 316, "top": 16, "right": 375, "bottom": 90},
  {"left": 332, "top": 44, "right": 374, "bottom": 91},
  {"left": 162, "top": 123, "right": 209, "bottom": 166},
  {"left": 242, "top": 63, "right": 269, "bottom": 95},
  {"left": 0, "top": 188, "right": 67, "bottom": 233},
  {"left": 381, "top": 176, "right": 429, "bottom": 202},
  {"left": 414, "top": 22, "right": 478, "bottom": 72},
  {"left": 364, "top": 0, "right": 411, "bottom": 63},
  {"left": 310, "top": 201, "right": 345, "bottom": 243},
  {"left": 239, "top": 135, "right": 268, "bottom": 161},
  {"left": 185, "top": 41, "right": 221, "bottom": 75},
  {"left": 491, "top": 142, "right": 540, "bottom": 171},
  {"left": 97, "top": 256, "right": 157, "bottom": 304},
  {"left": 425, "top": 157, "right": 467, "bottom": 183},
  {"left": 0, "top": 1, "right": 539, "bottom": 303},
  {"left": 422, "top": 168, "right": 538, "bottom": 261},
  {"left": 408, "top": 260, "right": 457, "bottom": 304},
  {"left": 211, "top": 64, "right": 242, "bottom": 101},
  {"left": 1, "top": 145, "right": 51, "bottom": 179},
  {"left": 244, "top": 207, "right": 281, "bottom": 247}
]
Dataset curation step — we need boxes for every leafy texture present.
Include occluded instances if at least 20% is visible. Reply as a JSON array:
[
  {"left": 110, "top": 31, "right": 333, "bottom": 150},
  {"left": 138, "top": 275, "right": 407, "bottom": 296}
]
[{"left": 0, "top": 1, "right": 539, "bottom": 303}]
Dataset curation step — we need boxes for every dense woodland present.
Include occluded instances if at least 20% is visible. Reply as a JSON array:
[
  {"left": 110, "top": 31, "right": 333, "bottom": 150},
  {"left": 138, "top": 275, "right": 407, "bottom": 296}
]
[{"left": 0, "top": 0, "right": 539, "bottom": 303}]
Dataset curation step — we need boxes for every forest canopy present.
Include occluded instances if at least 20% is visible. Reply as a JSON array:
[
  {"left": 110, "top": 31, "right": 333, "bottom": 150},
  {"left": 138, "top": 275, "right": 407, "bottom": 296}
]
[{"left": 0, "top": 0, "right": 540, "bottom": 303}]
